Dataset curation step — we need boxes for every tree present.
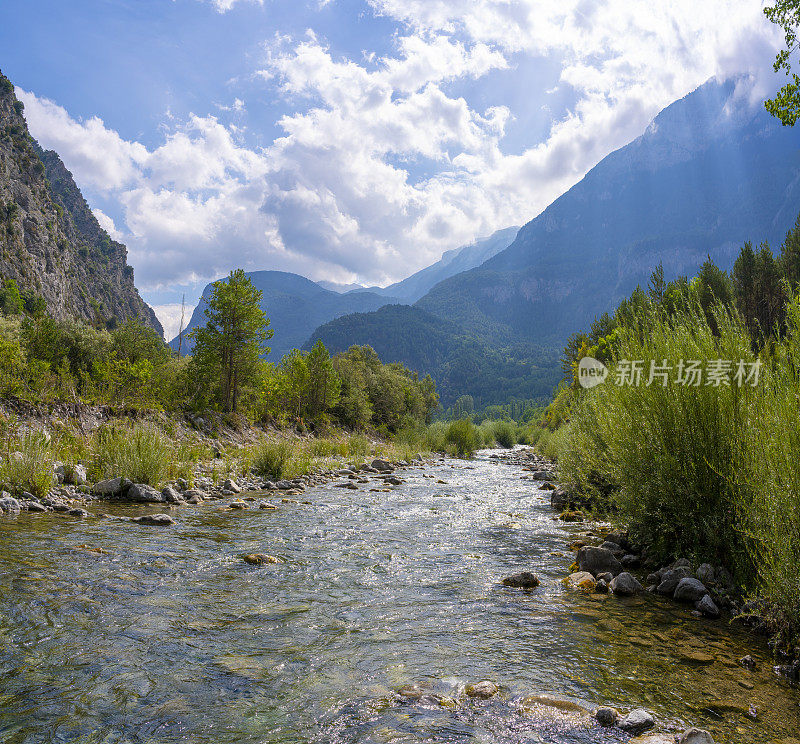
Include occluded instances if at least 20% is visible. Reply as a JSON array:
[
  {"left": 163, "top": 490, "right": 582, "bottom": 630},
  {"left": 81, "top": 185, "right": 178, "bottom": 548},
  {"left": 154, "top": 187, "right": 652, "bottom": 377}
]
[
  {"left": 765, "top": 1, "right": 800, "bottom": 125},
  {"left": 0, "top": 278, "right": 23, "bottom": 316},
  {"left": 189, "top": 269, "right": 272, "bottom": 413},
  {"left": 694, "top": 256, "right": 732, "bottom": 335},
  {"left": 732, "top": 241, "right": 760, "bottom": 340},
  {"left": 305, "top": 340, "right": 340, "bottom": 419}
]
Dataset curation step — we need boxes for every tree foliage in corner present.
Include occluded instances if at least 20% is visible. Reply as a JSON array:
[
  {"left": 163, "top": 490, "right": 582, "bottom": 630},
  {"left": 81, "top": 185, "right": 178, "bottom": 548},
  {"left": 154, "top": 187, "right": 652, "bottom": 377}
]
[
  {"left": 189, "top": 269, "right": 273, "bottom": 413},
  {"left": 765, "top": 0, "right": 800, "bottom": 125}
]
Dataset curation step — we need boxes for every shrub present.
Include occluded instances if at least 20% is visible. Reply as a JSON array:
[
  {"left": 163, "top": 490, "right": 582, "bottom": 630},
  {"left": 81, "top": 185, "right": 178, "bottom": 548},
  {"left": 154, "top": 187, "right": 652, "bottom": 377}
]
[
  {"left": 90, "top": 424, "right": 173, "bottom": 486},
  {"left": 424, "top": 421, "right": 448, "bottom": 452},
  {"left": 491, "top": 420, "right": 517, "bottom": 448},
  {"left": 252, "top": 439, "right": 295, "bottom": 480},
  {"left": 0, "top": 431, "right": 54, "bottom": 497},
  {"left": 444, "top": 419, "right": 479, "bottom": 458}
]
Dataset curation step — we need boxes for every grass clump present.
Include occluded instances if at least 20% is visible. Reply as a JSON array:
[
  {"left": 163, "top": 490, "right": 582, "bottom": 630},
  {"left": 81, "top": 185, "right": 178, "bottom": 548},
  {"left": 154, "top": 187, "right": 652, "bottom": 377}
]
[
  {"left": 0, "top": 431, "right": 54, "bottom": 497},
  {"left": 252, "top": 439, "right": 295, "bottom": 480},
  {"left": 90, "top": 424, "right": 174, "bottom": 486},
  {"left": 444, "top": 419, "right": 479, "bottom": 458}
]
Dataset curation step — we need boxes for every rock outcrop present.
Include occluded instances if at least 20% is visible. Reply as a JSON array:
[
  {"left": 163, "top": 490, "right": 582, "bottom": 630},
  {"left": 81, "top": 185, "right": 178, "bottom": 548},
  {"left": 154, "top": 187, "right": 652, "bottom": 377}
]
[{"left": 0, "top": 70, "right": 161, "bottom": 333}]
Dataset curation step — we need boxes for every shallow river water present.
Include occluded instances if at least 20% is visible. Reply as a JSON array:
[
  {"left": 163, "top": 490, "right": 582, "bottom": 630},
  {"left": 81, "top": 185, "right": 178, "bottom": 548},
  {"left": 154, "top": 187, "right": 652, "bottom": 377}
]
[{"left": 1, "top": 451, "right": 798, "bottom": 744}]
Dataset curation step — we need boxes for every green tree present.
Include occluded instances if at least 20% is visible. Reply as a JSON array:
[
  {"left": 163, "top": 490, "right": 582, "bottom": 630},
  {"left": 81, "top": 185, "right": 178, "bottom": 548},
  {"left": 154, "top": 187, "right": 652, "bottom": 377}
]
[
  {"left": 0, "top": 278, "right": 23, "bottom": 316},
  {"left": 189, "top": 269, "right": 272, "bottom": 413},
  {"left": 732, "top": 241, "right": 760, "bottom": 340},
  {"left": 694, "top": 256, "right": 732, "bottom": 335},
  {"left": 305, "top": 340, "right": 340, "bottom": 419},
  {"left": 765, "top": 0, "right": 800, "bottom": 125}
]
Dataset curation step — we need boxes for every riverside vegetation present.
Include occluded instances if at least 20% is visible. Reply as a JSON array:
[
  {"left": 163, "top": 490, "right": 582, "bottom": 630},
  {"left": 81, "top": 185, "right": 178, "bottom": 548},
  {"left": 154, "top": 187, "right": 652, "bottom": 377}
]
[
  {"left": 531, "top": 213, "right": 800, "bottom": 658},
  {"left": 0, "top": 268, "right": 542, "bottom": 507}
]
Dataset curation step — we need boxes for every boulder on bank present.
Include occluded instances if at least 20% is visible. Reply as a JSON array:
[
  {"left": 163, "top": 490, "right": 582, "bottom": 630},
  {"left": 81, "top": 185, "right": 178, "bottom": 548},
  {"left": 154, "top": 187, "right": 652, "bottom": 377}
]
[
  {"left": 162, "top": 486, "right": 184, "bottom": 503},
  {"left": 696, "top": 594, "right": 720, "bottom": 618},
  {"left": 610, "top": 572, "right": 643, "bottom": 596},
  {"left": 550, "top": 487, "right": 570, "bottom": 510},
  {"left": 618, "top": 709, "right": 656, "bottom": 735},
  {"left": 674, "top": 577, "right": 708, "bottom": 603},
  {"left": 564, "top": 571, "right": 597, "bottom": 592},
  {"left": 501, "top": 572, "right": 540, "bottom": 589},
  {"left": 92, "top": 477, "right": 129, "bottom": 497},
  {"left": 656, "top": 567, "right": 692, "bottom": 595},
  {"left": 0, "top": 493, "right": 21, "bottom": 514},
  {"left": 696, "top": 563, "right": 716, "bottom": 586},
  {"left": 577, "top": 546, "right": 623, "bottom": 577},
  {"left": 371, "top": 458, "right": 393, "bottom": 472},
  {"left": 126, "top": 483, "right": 165, "bottom": 504},
  {"left": 223, "top": 478, "right": 241, "bottom": 493}
]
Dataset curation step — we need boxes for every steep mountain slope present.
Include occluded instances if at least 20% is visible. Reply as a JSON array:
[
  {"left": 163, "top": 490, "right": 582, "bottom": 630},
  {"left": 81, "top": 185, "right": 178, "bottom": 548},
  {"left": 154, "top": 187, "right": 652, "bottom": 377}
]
[
  {"left": 416, "top": 79, "right": 800, "bottom": 345},
  {"left": 0, "top": 71, "right": 161, "bottom": 333},
  {"left": 170, "top": 271, "right": 401, "bottom": 360},
  {"left": 337, "top": 226, "right": 519, "bottom": 302},
  {"left": 304, "top": 304, "right": 560, "bottom": 407}
]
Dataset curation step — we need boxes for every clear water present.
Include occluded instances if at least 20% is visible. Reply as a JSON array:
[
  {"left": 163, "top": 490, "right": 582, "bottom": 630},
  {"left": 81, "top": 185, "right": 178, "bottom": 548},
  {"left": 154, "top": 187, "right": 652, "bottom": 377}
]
[{"left": 0, "top": 451, "right": 797, "bottom": 743}]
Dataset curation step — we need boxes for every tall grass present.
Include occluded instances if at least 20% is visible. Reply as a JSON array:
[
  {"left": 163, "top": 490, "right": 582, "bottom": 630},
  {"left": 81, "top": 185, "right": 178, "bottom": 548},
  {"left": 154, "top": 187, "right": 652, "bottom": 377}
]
[
  {"left": 737, "top": 297, "right": 800, "bottom": 632},
  {"left": 252, "top": 439, "right": 295, "bottom": 480},
  {"left": 90, "top": 424, "right": 175, "bottom": 486},
  {"left": 559, "top": 303, "right": 755, "bottom": 565},
  {"left": 0, "top": 431, "right": 54, "bottom": 498}
]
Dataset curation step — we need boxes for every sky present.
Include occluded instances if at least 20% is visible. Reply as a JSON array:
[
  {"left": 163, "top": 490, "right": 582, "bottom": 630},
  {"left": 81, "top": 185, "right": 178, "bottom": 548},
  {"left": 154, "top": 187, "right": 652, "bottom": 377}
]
[{"left": 0, "top": 0, "right": 783, "bottom": 339}]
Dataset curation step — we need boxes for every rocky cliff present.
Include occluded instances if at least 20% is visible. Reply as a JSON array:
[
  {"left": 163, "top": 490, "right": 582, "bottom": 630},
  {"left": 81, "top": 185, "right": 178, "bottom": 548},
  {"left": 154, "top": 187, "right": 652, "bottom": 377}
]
[{"left": 0, "top": 70, "right": 161, "bottom": 333}]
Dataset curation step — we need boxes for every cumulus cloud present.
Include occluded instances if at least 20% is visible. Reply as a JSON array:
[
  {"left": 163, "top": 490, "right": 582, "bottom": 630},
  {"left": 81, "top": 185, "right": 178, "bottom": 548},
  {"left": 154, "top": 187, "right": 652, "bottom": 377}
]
[{"left": 17, "top": 1, "right": 782, "bottom": 296}]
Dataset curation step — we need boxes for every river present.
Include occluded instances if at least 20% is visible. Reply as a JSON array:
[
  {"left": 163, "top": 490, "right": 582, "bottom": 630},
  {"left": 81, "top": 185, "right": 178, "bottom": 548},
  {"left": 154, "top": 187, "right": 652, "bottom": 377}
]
[{"left": 0, "top": 450, "right": 798, "bottom": 743}]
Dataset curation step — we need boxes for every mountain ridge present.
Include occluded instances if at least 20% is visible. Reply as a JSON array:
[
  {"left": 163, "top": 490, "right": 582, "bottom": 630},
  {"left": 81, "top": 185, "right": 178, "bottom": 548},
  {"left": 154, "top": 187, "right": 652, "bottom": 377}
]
[{"left": 0, "top": 70, "right": 161, "bottom": 333}]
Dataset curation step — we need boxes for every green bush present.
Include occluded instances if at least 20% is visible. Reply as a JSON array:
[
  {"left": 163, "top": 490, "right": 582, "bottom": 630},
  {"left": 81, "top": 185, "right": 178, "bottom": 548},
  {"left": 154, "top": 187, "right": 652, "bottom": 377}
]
[
  {"left": 444, "top": 419, "right": 479, "bottom": 458},
  {"left": 90, "top": 424, "right": 173, "bottom": 486},
  {"left": 424, "top": 421, "right": 448, "bottom": 452},
  {"left": 252, "top": 439, "right": 295, "bottom": 480},
  {"left": 0, "top": 431, "right": 54, "bottom": 497}
]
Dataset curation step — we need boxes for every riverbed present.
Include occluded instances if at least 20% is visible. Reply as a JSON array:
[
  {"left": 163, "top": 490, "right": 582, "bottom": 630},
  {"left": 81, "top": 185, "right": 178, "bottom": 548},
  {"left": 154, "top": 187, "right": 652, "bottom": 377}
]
[{"left": 0, "top": 450, "right": 798, "bottom": 743}]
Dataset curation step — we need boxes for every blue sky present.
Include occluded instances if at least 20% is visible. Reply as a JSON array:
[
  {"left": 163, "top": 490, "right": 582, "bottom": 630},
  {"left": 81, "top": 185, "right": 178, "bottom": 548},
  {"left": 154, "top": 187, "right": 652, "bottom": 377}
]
[{"left": 0, "top": 0, "right": 779, "bottom": 338}]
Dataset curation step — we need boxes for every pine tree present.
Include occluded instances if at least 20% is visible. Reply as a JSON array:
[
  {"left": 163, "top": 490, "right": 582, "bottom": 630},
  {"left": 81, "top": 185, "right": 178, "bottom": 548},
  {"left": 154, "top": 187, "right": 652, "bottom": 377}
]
[{"left": 189, "top": 269, "right": 272, "bottom": 413}]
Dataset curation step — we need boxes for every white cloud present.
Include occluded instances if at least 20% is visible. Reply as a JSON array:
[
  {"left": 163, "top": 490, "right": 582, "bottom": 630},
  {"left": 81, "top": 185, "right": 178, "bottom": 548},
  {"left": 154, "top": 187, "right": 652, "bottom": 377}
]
[
  {"left": 209, "top": 0, "right": 263, "bottom": 13},
  {"left": 151, "top": 303, "right": 189, "bottom": 341},
  {"left": 17, "top": 1, "right": 783, "bottom": 298},
  {"left": 92, "top": 208, "right": 123, "bottom": 240}
]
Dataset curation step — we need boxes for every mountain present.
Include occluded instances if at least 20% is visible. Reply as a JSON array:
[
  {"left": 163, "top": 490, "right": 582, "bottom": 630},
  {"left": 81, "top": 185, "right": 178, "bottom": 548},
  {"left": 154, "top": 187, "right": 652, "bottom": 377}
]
[
  {"left": 304, "top": 304, "right": 560, "bottom": 407},
  {"left": 0, "top": 71, "right": 161, "bottom": 333},
  {"left": 415, "top": 78, "right": 800, "bottom": 346},
  {"left": 323, "top": 226, "right": 518, "bottom": 301},
  {"left": 170, "top": 271, "right": 401, "bottom": 360}
]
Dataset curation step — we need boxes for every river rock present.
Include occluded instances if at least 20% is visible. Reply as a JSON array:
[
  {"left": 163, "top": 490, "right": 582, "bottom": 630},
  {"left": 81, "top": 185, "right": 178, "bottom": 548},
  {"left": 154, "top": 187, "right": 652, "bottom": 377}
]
[
  {"left": 162, "top": 486, "right": 184, "bottom": 503},
  {"left": 229, "top": 501, "right": 248, "bottom": 509},
  {"left": 696, "top": 563, "right": 716, "bottom": 585},
  {"left": 371, "top": 458, "right": 393, "bottom": 472},
  {"left": 126, "top": 483, "right": 165, "bottom": 503},
  {"left": 502, "top": 572, "right": 540, "bottom": 588},
  {"left": 677, "top": 728, "right": 717, "bottom": 744},
  {"left": 222, "top": 478, "right": 241, "bottom": 493},
  {"left": 465, "top": 680, "right": 498, "bottom": 699},
  {"left": 656, "top": 566, "right": 692, "bottom": 595},
  {"left": 673, "top": 557, "right": 691, "bottom": 569},
  {"left": 550, "top": 487, "right": 570, "bottom": 510},
  {"left": 696, "top": 594, "right": 720, "bottom": 618},
  {"left": 577, "top": 546, "right": 623, "bottom": 577},
  {"left": 739, "top": 655, "right": 756, "bottom": 669},
  {"left": 629, "top": 737, "right": 674, "bottom": 744},
  {"left": 93, "top": 477, "right": 129, "bottom": 496},
  {"left": 564, "top": 571, "right": 597, "bottom": 592},
  {"left": 594, "top": 706, "right": 618, "bottom": 726},
  {"left": 599, "top": 540, "right": 625, "bottom": 558},
  {"left": 0, "top": 494, "right": 21, "bottom": 514},
  {"left": 674, "top": 577, "right": 708, "bottom": 602},
  {"left": 605, "top": 531, "right": 630, "bottom": 550},
  {"left": 133, "top": 513, "right": 175, "bottom": 526},
  {"left": 243, "top": 554, "right": 282, "bottom": 565},
  {"left": 618, "top": 709, "right": 656, "bottom": 735},
  {"left": 610, "top": 572, "right": 643, "bottom": 596},
  {"left": 621, "top": 553, "right": 641, "bottom": 568},
  {"left": 68, "top": 508, "right": 89, "bottom": 517},
  {"left": 595, "top": 578, "right": 609, "bottom": 593},
  {"left": 383, "top": 475, "right": 403, "bottom": 486},
  {"left": 25, "top": 501, "right": 48, "bottom": 512}
]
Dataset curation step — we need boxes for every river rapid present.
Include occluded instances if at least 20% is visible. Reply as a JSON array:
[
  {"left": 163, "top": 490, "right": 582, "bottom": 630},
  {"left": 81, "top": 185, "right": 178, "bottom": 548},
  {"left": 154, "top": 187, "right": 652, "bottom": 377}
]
[{"left": 0, "top": 450, "right": 798, "bottom": 743}]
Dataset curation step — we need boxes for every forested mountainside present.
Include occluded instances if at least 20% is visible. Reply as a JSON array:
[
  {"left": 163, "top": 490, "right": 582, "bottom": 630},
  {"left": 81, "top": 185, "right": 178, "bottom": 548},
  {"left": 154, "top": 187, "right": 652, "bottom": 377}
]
[
  {"left": 0, "top": 71, "right": 161, "bottom": 333},
  {"left": 305, "top": 304, "right": 560, "bottom": 407}
]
